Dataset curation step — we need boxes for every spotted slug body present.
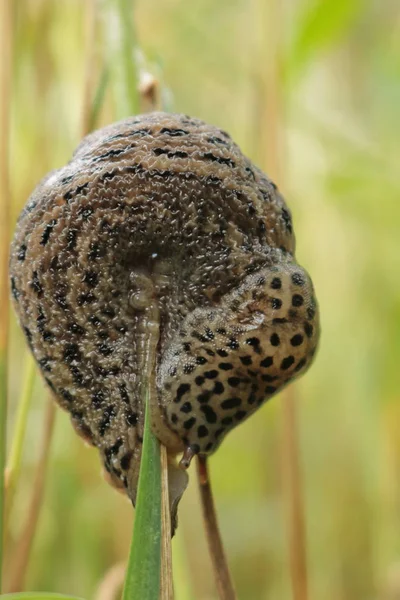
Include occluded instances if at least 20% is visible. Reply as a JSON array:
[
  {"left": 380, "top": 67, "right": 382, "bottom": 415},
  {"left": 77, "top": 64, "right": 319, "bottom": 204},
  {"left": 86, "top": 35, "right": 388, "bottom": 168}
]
[{"left": 9, "top": 112, "right": 319, "bottom": 519}]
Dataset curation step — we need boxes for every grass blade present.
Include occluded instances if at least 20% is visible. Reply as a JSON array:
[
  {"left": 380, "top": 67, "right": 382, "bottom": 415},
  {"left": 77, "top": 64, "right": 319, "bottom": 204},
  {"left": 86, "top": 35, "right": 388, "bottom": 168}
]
[
  {"left": 5, "top": 354, "right": 36, "bottom": 522},
  {"left": 197, "top": 456, "right": 236, "bottom": 600},
  {"left": 1, "top": 595, "right": 85, "bottom": 600},
  {"left": 0, "top": 0, "right": 12, "bottom": 592},
  {"left": 285, "top": 0, "right": 363, "bottom": 81},
  {"left": 80, "top": 0, "right": 98, "bottom": 137},
  {"left": 282, "top": 389, "right": 308, "bottom": 600},
  {"left": 104, "top": 0, "right": 139, "bottom": 118},
  {"left": 160, "top": 444, "right": 173, "bottom": 600},
  {"left": 118, "top": 0, "right": 139, "bottom": 115},
  {"left": 257, "top": 1, "right": 309, "bottom": 598},
  {"left": 122, "top": 391, "right": 161, "bottom": 600},
  {"left": 6, "top": 400, "right": 56, "bottom": 592},
  {"left": 88, "top": 65, "right": 110, "bottom": 134},
  {"left": 95, "top": 561, "right": 126, "bottom": 600}
]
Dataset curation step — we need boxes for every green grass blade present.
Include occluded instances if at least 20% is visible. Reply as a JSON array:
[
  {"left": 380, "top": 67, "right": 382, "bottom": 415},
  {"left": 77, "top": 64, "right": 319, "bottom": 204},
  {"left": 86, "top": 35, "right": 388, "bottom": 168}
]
[
  {"left": 173, "top": 531, "right": 194, "bottom": 600},
  {"left": 0, "top": 352, "right": 7, "bottom": 591},
  {"left": 285, "top": 0, "right": 363, "bottom": 80},
  {"left": 122, "top": 391, "right": 161, "bottom": 600},
  {"left": 1, "top": 594, "right": 85, "bottom": 600},
  {"left": 117, "top": 0, "right": 139, "bottom": 115},
  {"left": 88, "top": 65, "right": 110, "bottom": 133},
  {"left": 0, "top": 0, "right": 12, "bottom": 589},
  {"left": 5, "top": 354, "right": 36, "bottom": 521},
  {"left": 104, "top": 0, "right": 140, "bottom": 118}
]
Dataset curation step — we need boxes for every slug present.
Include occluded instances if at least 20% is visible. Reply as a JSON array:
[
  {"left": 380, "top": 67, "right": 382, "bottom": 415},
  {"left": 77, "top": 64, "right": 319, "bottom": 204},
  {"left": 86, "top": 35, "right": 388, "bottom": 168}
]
[{"left": 9, "top": 112, "right": 319, "bottom": 525}]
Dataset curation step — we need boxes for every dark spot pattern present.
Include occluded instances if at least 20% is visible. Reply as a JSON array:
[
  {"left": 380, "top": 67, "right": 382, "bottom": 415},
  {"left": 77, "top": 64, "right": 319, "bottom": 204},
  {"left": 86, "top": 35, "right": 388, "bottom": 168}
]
[
  {"left": 18, "top": 244, "right": 27, "bottom": 261},
  {"left": 221, "top": 397, "right": 241, "bottom": 410},
  {"left": 290, "top": 334, "right": 303, "bottom": 346},
  {"left": 270, "top": 277, "right": 282, "bottom": 289},
  {"left": 270, "top": 333, "right": 280, "bottom": 346},
  {"left": 9, "top": 111, "right": 319, "bottom": 510},
  {"left": 271, "top": 298, "right": 282, "bottom": 309},
  {"left": 240, "top": 356, "right": 252, "bottom": 366},
  {"left": 281, "top": 356, "right": 295, "bottom": 370},
  {"left": 200, "top": 405, "right": 217, "bottom": 424},
  {"left": 304, "top": 322, "right": 313, "bottom": 338},
  {"left": 292, "top": 294, "right": 304, "bottom": 307},
  {"left": 41, "top": 219, "right": 57, "bottom": 245},
  {"left": 260, "top": 356, "right": 273, "bottom": 368},
  {"left": 292, "top": 272, "right": 305, "bottom": 286}
]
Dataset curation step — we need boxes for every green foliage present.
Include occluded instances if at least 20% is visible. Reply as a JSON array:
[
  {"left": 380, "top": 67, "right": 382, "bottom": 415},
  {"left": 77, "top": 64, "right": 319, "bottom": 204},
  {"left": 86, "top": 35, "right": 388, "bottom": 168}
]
[
  {"left": 3, "top": 0, "right": 400, "bottom": 599},
  {"left": 122, "top": 394, "right": 162, "bottom": 600},
  {"left": 1, "top": 595, "right": 84, "bottom": 600},
  {"left": 0, "top": 352, "right": 7, "bottom": 592},
  {"left": 286, "top": 0, "right": 364, "bottom": 79},
  {"left": 5, "top": 356, "right": 36, "bottom": 521},
  {"left": 106, "top": 0, "right": 140, "bottom": 118}
]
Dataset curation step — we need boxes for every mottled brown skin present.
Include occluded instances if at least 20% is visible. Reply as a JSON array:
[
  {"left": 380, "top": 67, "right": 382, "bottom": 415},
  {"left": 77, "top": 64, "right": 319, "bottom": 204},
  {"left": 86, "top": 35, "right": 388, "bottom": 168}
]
[{"left": 9, "top": 112, "right": 319, "bottom": 517}]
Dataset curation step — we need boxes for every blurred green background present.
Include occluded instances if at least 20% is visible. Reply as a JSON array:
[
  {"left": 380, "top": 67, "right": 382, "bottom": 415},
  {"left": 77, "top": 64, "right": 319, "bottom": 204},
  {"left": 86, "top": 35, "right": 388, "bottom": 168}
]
[{"left": 4, "top": 0, "right": 400, "bottom": 598}]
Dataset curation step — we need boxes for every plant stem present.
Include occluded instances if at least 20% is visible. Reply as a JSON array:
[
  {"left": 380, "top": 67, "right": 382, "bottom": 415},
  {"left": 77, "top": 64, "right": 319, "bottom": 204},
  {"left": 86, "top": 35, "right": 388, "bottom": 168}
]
[
  {"left": 160, "top": 444, "right": 173, "bottom": 600},
  {"left": 117, "top": 0, "right": 139, "bottom": 116},
  {"left": 6, "top": 400, "right": 56, "bottom": 593},
  {"left": 88, "top": 66, "right": 110, "bottom": 134},
  {"left": 95, "top": 561, "right": 126, "bottom": 600},
  {"left": 122, "top": 390, "right": 161, "bottom": 600},
  {"left": 0, "top": 0, "right": 12, "bottom": 591},
  {"left": 81, "top": 0, "right": 98, "bottom": 138},
  {"left": 5, "top": 354, "right": 36, "bottom": 523},
  {"left": 1, "top": 594, "right": 85, "bottom": 600},
  {"left": 0, "top": 355, "right": 7, "bottom": 593},
  {"left": 282, "top": 389, "right": 308, "bottom": 600},
  {"left": 259, "top": 0, "right": 309, "bottom": 596},
  {"left": 197, "top": 456, "right": 236, "bottom": 600}
]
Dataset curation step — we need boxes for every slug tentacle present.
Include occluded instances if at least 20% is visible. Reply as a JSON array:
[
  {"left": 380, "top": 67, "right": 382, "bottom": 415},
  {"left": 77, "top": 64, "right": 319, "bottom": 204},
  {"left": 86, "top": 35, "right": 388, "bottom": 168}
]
[{"left": 9, "top": 112, "right": 319, "bottom": 525}]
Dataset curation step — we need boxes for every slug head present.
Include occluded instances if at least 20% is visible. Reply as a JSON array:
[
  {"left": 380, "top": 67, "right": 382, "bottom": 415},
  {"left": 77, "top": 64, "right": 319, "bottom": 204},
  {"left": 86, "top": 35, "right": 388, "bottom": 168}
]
[{"left": 159, "top": 258, "right": 319, "bottom": 462}]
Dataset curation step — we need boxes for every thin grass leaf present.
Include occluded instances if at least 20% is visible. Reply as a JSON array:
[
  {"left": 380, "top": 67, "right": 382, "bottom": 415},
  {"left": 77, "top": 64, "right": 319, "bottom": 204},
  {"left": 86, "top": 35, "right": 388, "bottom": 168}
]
[
  {"left": 197, "top": 457, "right": 236, "bottom": 600},
  {"left": 1, "top": 594, "right": 85, "bottom": 600},
  {"left": 257, "top": 2, "right": 309, "bottom": 598},
  {"left": 160, "top": 444, "right": 173, "bottom": 600},
  {"left": 122, "top": 391, "right": 161, "bottom": 600},
  {"left": 285, "top": 0, "right": 363, "bottom": 81},
  {"left": 6, "top": 400, "right": 56, "bottom": 592},
  {"left": 80, "top": 0, "right": 98, "bottom": 138},
  {"left": 0, "top": 352, "right": 7, "bottom": 592},
  {"left": 0, "top": 0, "right": 12, "bottom": 592},
  {"left": 88, "top": 65, "right": 110, "bottom": 133},
  {"left": 118, "top": 0, "right": 139, "bottom": 115},
  {"left": 104, "top": 0, "right": 139, "bottom": 118},
  {"left": 5, "top": 354, "right": 36, "bottom": 522},
  {"left": 172, "top": 531, "right": 194, "bottom": 600}
]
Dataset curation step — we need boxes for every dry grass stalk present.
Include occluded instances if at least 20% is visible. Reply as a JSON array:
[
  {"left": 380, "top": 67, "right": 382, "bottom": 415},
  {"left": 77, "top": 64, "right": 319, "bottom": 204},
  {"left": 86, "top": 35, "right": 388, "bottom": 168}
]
[
  {"left": 0, "top": 0, "right": 12, "bottom": 329},
  {"left": 139, "top": 72, "right": 161, "bottom": 113},
  {"left": 5, "top": 354, "right": 36, "bottom": 526},
  {"left": 258, "top": 1, "right": 309, "bottom": 598},
  {"left": 197, "top": 456, "right": 236, "bottom": 600},
  {"left": 6, "top": 399, "right": 56, "bottom": 592},
  {"left": 0, "top": 0, "right": 13, "bottom": 592},
  {"left": 81, "top": 0, "right": 98, "bottom": 137},
  {"left": 282, "top": 388, "right": 308, "bottom": 600},
  {"left": 95, "top": 561, "right": 126, "bottom": 600},
  {"left": 160, "top": 444, "right": 173, "bottom": 600}
]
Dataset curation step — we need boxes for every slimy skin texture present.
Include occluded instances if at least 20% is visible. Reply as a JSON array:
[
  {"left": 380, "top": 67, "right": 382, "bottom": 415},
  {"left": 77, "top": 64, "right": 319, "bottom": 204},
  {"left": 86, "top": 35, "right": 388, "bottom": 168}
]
[{"left": 9, "top": 112, "right": 319, "bottom": 519}]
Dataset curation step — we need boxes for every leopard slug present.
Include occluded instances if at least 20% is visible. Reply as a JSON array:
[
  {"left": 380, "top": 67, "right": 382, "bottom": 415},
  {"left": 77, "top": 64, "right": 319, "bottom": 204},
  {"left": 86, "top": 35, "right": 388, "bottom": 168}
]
[{"left": 9, "top": 112, "right": 319, "bottom": 523}]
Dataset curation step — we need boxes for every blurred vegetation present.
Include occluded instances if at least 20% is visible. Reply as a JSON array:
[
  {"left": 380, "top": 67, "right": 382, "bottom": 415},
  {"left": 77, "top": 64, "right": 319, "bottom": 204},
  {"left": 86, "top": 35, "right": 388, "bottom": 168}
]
[{"left": 3, "top": 0, "right": 400, "bottom": 598}]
